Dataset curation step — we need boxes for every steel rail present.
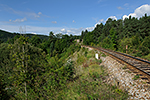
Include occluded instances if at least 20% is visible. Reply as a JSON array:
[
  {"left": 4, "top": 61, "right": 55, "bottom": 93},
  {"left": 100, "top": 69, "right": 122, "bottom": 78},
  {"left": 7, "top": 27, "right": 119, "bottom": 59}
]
[{"left": 83, "top": 45, "right": 150, "bottom": 78}]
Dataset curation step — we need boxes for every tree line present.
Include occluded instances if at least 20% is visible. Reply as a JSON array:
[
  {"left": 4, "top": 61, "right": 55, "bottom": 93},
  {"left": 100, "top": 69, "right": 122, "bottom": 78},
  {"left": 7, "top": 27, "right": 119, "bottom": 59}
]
[
  {"left": 81, "top": 14, "right": 150, "bottom": 59},
  {"left": 1, "top": 13, "right": 150, "bottom": 99}
]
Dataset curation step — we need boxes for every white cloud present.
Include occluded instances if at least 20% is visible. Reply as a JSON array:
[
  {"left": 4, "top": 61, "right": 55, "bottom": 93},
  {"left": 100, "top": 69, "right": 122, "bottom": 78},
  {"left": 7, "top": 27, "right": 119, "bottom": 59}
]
[
  {"left": 94, "top": 19, "right": 105, "bottom": 27},
  {"left": 52, "top": 21, "right": 57, "bottom": 24},
  {"left": 124, "top": 3, "right": 129, "bottom": 7},
  {"left": 86, "top": 27, "right": 95, "bottom": 31},
  {"left": 99, "top": 19, "right": 105, "bottom": 23},
  {"left": 61, "top": 28, "right": 67, "bottom": 33},
  {"left": 38, "top": 12, "right": 42, "bottom": 15},
  {"left": 72, "top": 20, "right": 75, "bottom": 23},
  {"left": 117, "top": 6, "right": 123, "bottom": 10},
  {"left": 9, "top": 17, "right": 27, "bottom": 23},
  {"left": 27, "top": 12, "right": 41, "bottom": 18},
  {"left": 0, "top": 24, "right": 86, "bottom": 36},
  {"left": 31, "top": 32, "right": 36, "bottom": 34},
  {"left": 108, "top": 16, "right": 117, "bottom": 20},
  {"left": 66, "top": 27, "right": 85, "bottom": 35},
  {"left": 123, "top": 4, "right": 150, "bottom": 20},
  {"left": 94, "top": 16, "right": 117, "bottom": 28}
]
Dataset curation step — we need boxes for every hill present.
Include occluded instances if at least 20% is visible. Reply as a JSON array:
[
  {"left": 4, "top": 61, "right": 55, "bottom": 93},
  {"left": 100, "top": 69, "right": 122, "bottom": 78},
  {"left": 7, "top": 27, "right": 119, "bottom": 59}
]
[{"left": 0, "top": 29, "right": 49, "bottom": 42}]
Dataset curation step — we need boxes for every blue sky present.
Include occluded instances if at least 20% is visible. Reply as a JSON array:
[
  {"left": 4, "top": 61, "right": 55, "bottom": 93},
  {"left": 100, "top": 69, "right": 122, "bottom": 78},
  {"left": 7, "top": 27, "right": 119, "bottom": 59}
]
[{"left": 0, "top": 0, "right": 150, "bottom": 35}]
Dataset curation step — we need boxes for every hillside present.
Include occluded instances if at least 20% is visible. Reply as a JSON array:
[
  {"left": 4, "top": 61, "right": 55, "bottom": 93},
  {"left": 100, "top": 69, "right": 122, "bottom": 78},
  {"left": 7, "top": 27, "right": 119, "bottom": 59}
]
[
  {"left": 0, "top": 29, "right": 49, "bottom": 42},
  {"left": 0, "top": 30, "right": 17, "bottom": 42},
  {"left": 81, "top": 14, "right": 150, "bottom": 61}
]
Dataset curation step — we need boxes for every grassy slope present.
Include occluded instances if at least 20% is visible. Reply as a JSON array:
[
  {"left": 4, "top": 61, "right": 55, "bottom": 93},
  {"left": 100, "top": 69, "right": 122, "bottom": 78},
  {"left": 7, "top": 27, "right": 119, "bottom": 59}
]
[{"left": 54, "top": 47, "right": 129, "bottom": 99}]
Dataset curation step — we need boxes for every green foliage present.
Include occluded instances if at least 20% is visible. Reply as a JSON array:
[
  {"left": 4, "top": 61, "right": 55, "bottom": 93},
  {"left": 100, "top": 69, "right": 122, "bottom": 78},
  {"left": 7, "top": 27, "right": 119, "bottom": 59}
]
[
  {"left": 77, "top": 55, "right": 86, "bottom": 65},
  {"left": 29, "top": 35, "right": 42, "bottom": 47},
  {"left": 0, "top": 43, "right": 10, "bottom": 65},
  {"left": 49, "top": 48, "right": 128, "bottom": 99},
  {"left": 0, "top": 36, "right": 49, "bottom": 99},
  {"left": 82, "top": 14, "right": 150, "bottom": 60},
  {"left": 96, "top": 59, "right": 102, "bottom": 64},
  {"left": 53, "top": 64, "right": 128, "bottom": 100},
  {"left": 102, "top": 37, "right": 112, "bottom": 49},
  {"left": 118, "top": 37, "right": 132, "bottom": 52},
  {"left": 101, "top": 53, "right": 106, "bottom": 57},
  {"left": 133, "top": 75, "right": 140, "bottom": 80},
  {"left": 109, "top": 28, "right": 117, "bottom": 50},
  {"left": 83, "top": 32, "right": 95, "bottom": 45},
  {"left": 86, "top": 51, "right": 95, "bottom": 59},
  {"left": 144, "top": 53, "right": 150, "bottom": 61},
  {"left": 0, "top": 29, "right": 49, "bottom": 43},
  {"left": 0, "top": 39, "right": 3, "bottom": 44},
  {"left": 0, "top": 73, "right": 10, "bottom": 100},
  {"left": 0, "top": 32, "right": 129, "bottom": 99}
]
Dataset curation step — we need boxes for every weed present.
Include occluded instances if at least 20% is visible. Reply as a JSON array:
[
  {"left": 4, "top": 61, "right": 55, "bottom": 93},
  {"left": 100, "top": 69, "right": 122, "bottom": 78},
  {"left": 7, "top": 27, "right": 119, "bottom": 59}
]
[
  {"left": 132, "top": 84, "right": 135, "bottom": 86},
  {"left": 93, "top": 58, "right": 101, "bottom": 64},
  {"left": 127, "top": 70, "right": 131, "bottom": 73},
  {"left": 58, "top": 46, "right": 129, "bottom": 100},
  {"left": 122, "top": 65, "right": 127, "bottom": 69},
  {"left": 77, "top": 56, "right": 86, "bottom": 65},
  {"left": 87, "top": 53, "right": 94, "bottom": 59},
  {"left": 85, "top": 50, "right": 88, "bottom": 57},
  {"left": 83, "top": 62, "right": 88, "bottom": 68},
  {"left": 82, "top": 47, "right": 86, "bottom": 51},
  {"left": 99, "top": 59, "right": 102, "bottom": 63},
  {"left": 115, "top": 89, "right": 123, "bottom": 94},
  {"left": 89, "top": 72, "right": 100, "bottom": 79},
  {"left": 133, "top": 74, "right": 140, "bottom": 80},
  {"left": 142, "top": 81, "right": 146, "bottom": 84},
  {"left": 101, "top": 53, "right": 106, "bottom": 57}
]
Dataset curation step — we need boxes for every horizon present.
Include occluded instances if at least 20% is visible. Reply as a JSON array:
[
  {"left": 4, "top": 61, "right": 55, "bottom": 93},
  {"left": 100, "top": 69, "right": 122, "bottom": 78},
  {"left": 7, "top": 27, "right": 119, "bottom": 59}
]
[{"left": 0, "top": 0, "right": 150, "bottom": 36}]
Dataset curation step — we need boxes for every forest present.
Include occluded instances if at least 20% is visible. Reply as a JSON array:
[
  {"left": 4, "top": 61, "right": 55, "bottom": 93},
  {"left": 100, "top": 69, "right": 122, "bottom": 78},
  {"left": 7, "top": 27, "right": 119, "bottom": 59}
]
[
  {"left": 0, "top": 31, "right": 128, "bottom": 99},
  {"left": 0, "top": 14, "right": 150, "bottom": 99},
  {"left": 0, "top": 30, "right": 81, "bottom": 98},
  {"left": 81, "top": 14, "right": 150, "bottom": 60}
]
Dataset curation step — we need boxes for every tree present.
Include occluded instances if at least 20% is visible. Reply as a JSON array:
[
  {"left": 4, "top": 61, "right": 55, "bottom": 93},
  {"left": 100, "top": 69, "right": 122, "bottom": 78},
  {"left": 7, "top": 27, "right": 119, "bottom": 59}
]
[
  {"left": 0, "top": 73, "right": 10, "bottom": 100},
  {"left": 55, "top": 39, "right": 68, "bottom": 54},
  {"left": 83, "top": 32, "right": 94, "bottom": 45},
  {"left": 5, "top": 36, "right": 48, "bottom": 99},
  {"left": 109, "top": 28, "right": 117, "bottom": 50},
  {"left": 49, "top": 31, "right": 55, "bottom": 40},
  {"left": 50, "top": 41, "right": 54, "bottom": 56},
  {"left": 55, "top": 33, "right": 62, "bottom": 39},
  {"left": 30, "top": 35, "right": 41, "bottom": 47},
  {"left": 0, "top": 39, "right": 3, "bottom": 44},
  {"left": 9, "top": 36, "right": 29, "bottom": 99}
]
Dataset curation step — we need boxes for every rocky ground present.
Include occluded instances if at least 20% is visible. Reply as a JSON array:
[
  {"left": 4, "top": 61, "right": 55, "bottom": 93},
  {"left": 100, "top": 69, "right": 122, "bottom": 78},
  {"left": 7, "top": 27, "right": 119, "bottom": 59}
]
[{"left": 100, "top": 55, "right": 150, "bottom": 100}]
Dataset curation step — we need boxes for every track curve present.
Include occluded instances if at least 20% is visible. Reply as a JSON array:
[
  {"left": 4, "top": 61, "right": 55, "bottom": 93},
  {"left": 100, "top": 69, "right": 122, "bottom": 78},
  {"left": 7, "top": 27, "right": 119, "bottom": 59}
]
[{"left": 82, "top": 45, "right": 150, "bottom": 83}]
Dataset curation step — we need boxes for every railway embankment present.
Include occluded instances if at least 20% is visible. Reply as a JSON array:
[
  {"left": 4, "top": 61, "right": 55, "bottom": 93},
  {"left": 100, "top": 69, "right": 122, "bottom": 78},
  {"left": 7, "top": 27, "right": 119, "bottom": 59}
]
[{"left": 83, "top": 46, "right": 150, "bottom": 100}]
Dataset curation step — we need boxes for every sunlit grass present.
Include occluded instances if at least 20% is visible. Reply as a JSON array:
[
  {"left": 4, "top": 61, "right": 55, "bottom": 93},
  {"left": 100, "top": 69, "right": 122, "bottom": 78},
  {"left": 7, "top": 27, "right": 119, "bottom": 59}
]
[{"left": 53, "top": 48, "right": 128, "bottom": 100}]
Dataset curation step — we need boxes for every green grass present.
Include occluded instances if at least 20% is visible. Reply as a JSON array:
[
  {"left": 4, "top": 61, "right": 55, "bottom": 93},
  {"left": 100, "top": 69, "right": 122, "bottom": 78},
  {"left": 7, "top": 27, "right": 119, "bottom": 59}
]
[
  {"left": 143, "top": 53, "right": 150, "bottom": 61},
  {"left": 52, "top": 49, "right": 129, "bottom": 100},
  {"left": 54, "top": 65, "right": 128, "bottom": 100}
]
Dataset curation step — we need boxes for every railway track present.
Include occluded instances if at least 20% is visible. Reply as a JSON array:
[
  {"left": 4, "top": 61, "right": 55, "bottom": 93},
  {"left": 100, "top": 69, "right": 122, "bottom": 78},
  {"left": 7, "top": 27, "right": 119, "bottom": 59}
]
[{"left": 83, "top": 45, "right": 150, "bottom": 83}]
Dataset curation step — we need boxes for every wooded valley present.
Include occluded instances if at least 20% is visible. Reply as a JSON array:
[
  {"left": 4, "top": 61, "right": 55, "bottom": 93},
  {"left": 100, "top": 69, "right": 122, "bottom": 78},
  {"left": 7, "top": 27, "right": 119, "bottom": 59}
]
[{"left": 0, "top": 14, "right": 150, "bottom": 99}]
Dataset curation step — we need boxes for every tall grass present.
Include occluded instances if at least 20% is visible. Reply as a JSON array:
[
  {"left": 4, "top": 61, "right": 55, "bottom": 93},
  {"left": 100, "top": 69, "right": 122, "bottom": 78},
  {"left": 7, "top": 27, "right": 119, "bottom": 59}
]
[{"left": 53, "top": 48, "right": 128, "bottom": 99}]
